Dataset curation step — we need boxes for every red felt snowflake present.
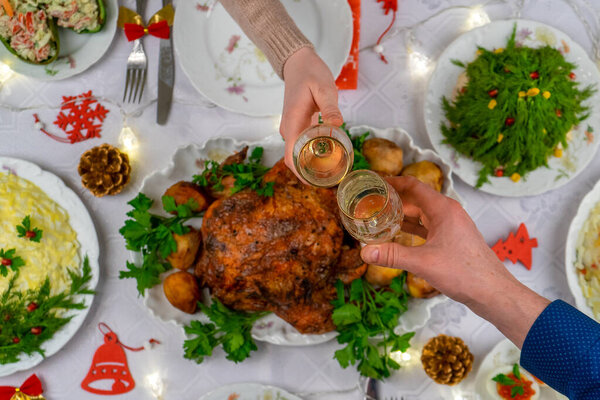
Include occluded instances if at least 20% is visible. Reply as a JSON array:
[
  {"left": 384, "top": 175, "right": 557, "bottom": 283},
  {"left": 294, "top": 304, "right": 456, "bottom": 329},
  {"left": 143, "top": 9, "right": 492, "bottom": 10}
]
[{"left": 51, "top": 91, "right": 109, "bottom": 144}]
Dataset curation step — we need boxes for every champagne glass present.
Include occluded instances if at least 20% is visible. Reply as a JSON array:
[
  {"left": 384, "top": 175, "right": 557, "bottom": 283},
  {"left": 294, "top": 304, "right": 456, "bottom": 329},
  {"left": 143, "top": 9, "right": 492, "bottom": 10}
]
[
  {"left": 337, "top": 170, "right": 403, "bottom": 244},
  {"left": 293, "top": 124, "right": 354, "bottom": 188}
]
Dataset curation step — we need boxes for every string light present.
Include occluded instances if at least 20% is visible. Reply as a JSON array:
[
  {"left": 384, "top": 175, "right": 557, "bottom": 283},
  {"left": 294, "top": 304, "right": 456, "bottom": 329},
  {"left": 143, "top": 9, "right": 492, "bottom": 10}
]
[
  {"left": 118, "top": 125, "right": 139, "bottom": 157},
  {"left": 0, "top": 62, "right": 14, "bottom": 84},
  {"left": 408, "top": 48, "right": 433, "bottom": 78},
  {"left": 390, "top": 347, "right": 421, "bottom": 367},
  {"left": 145, "top": 372, "right": 165, "bottom": 400},
  {"left": 465, "top": 6, "right": 491, "bottom": 30}
]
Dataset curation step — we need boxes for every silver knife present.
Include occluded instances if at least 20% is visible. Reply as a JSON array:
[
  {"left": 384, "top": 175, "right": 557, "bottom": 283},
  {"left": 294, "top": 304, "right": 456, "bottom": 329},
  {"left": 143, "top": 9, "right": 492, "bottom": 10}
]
[
  {"left": 157, "top": 0, "right": 174, "bottom": 125},
  {"left": 365, "top": 377, "right": 379, "bottom": 400}
]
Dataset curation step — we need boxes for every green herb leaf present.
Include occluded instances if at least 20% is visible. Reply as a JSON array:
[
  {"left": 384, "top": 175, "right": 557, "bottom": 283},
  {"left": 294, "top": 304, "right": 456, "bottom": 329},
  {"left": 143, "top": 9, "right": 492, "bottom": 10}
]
[
  {"left": 16, "top": 216, "right": 43, "bottom": 243},
  {"left": 512, "top": 363, "right": 521, "bottom": 380},
  {"left": 493, "top": 373, "right": 517, "bottom": 386},
  {"left": 511, "top": 385, "right": 525, "bottom": 397},
  {"left": 0, "top": 248, "right": 25, "bottom": 277},
  {"left": 341, "top": 124, "right": 371, "bottom": 171}
]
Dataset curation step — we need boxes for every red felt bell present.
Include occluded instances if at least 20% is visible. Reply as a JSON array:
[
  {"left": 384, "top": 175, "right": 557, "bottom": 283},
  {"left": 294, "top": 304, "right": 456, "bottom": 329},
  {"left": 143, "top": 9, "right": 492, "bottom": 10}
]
[{"left": 81, "top": 331, "right": 135, "bottom": 395}]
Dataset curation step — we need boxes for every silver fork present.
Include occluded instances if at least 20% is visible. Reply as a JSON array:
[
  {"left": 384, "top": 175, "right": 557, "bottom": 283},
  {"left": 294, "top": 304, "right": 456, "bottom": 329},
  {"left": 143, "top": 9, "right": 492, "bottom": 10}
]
[{"left": 123, "top": 0, "right": 147, "bottom": 103}]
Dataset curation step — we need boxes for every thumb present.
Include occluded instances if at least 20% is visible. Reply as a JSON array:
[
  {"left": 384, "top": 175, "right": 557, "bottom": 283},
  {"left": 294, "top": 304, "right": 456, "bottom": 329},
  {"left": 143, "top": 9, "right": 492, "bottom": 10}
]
[
  {"left": 313, "top": 85, "right": 343, "bottom": 127},
  {"left": 361, "top": 243, "right": 426, "bottom": 273}
]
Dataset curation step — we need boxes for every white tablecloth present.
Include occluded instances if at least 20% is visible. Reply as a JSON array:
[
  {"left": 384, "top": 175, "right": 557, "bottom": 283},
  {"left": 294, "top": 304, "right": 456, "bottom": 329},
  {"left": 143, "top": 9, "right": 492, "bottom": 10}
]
[{"left": 1, "top": 0, "right": 600, "bottom": 399}]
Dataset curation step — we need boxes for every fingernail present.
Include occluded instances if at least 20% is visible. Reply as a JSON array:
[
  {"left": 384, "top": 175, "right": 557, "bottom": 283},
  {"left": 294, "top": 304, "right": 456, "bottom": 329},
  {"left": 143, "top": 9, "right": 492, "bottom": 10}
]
[{"left": 362, "top": 247, "right": 379, "bottom": 263}]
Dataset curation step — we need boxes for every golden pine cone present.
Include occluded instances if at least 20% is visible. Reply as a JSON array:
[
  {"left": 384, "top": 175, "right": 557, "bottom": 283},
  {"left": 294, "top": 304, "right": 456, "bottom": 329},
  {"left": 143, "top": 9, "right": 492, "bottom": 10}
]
[
  {"left": 421, "top": 334, "right": 474, "bottom": 385},
  {"left": 78, "top": 144, "right": 131, "bottom": 197}
]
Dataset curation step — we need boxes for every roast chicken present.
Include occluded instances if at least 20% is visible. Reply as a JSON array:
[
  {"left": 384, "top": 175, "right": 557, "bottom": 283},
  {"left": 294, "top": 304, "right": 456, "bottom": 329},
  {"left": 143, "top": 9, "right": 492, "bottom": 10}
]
[{"left": 195, "top": 159, "right": 366, "bottom": 334}]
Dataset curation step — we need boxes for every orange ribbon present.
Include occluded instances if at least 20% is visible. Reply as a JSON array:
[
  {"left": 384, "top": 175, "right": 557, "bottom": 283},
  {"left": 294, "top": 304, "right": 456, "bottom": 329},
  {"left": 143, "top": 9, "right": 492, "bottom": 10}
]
[{"left": 118, "top": 5, "right": 174, "bottom": 42}]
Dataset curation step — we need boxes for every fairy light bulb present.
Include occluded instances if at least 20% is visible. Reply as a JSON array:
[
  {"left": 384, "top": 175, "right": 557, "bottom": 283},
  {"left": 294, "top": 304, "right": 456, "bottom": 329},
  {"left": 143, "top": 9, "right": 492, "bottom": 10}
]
[
  {"left": 408, "top": 49, "right": 432, "bottom": 78},
  {"left": 119, "top": 125, "right": 139, "bottom": 156},
  {"left": 390, "top": 347, "right": 421, "bottom": 367},
  {"left": 465, "top": 6, "right": 490, "bottom": 30},
  {"left": 146, "top": 372, "right": 164, "bottom": 400},
  {"left": 0, "top": 62, "right": 14, "bottom": 84}
]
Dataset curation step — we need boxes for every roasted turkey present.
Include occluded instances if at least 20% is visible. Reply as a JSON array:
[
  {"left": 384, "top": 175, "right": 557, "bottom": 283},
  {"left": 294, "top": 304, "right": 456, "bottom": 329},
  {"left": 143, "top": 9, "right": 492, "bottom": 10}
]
[{"left": 195, "top": 159, "right": 366, "bottom": 334}]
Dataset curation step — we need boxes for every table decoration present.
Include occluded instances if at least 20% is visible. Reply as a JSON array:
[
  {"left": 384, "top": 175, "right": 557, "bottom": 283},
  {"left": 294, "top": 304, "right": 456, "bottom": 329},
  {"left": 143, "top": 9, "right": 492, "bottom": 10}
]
[
  {"left": 0, "top": 0, "right": 117, "bottom": 80},
  {"left": 335, "top": 0, "right": 360, "bottom": 90},
  {"left": 78, "top": 144, "right": 131, "bottom": 197},
  {"left": 173, "top": 0, "right": 352, "bottom": 116},
  {"left": 492, "top": 224, "right": 538, "bottom": 270},
  {"left": 421, "top": 334, "right": 474, "bottom": 386},
  {"left": 81, "top": 323, "right": 160, "bottom": 396},
  {"left": 0, "top": 374, "right": 45, "bottom": 400},
  {"left": 0, "top": 157, "right": 99, "bottom": 377},
  {"left": 117, "top": 4, "right": 174, "bottom": 42},
  {"left": 424, "top": 20, "right": 600, "bottom": 197}
]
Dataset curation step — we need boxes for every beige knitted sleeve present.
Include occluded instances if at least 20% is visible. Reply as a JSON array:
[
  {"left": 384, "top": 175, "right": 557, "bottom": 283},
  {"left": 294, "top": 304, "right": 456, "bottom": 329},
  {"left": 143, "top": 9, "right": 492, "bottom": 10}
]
[{"left": 220, "top": 0, "right": 314, "bottom": 79}]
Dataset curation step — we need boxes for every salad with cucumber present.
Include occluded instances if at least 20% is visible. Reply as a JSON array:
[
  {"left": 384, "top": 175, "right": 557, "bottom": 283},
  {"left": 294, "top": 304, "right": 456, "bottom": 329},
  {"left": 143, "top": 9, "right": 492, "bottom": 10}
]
[{"left": 0, "top": 0, "right": 105, "bottom": 64}]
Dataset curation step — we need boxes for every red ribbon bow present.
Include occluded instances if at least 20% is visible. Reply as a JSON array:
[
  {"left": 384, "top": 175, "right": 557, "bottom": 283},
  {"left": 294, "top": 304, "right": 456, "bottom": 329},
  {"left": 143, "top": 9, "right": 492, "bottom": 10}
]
[
  {"left": 124, "top": 20, "right": 170, "bottom": 41},
  {"left": 0, "top": 374, "right": 44, "bottom": 400}
]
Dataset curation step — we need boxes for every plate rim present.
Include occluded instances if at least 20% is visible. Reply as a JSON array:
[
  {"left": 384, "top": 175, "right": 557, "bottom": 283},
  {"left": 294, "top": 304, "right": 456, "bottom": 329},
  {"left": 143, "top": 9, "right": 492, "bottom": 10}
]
[
  {"left": 197, "top": 382, "right": 303, "bottom": 400},
  {"left": 0, "top": 156, "right": 99, "bottom": 377},
  {"left": 173, "top": 0, "right": 353, "bottom": 117},
  {"left": 564, "top": 178, "right": 600, "bottom": 320},
  {"left": 424, "top": 18, "right": 600, "bottom": 197}
]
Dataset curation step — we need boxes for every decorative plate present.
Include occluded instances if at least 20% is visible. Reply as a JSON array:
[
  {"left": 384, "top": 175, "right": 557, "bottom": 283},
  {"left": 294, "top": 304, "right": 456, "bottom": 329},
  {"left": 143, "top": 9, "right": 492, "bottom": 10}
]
[
  {"left": 173, "top": 0, "right": 352, "bottom": 117},
  {"left": 138, "top": 125, "right": 460, "bottom": 346},
  {"left": 565, "top": 178, "right": 600, "bottom": 321},
  {"left": 474, "top": 339, "right": 567, "bottom": 400},
  {"left": 198, "top": 383, "right": 302, "bottom": 400},
  {"left": 0, "top": 157, "right": 100, "bottom": 377},
  {"left": 424, "top": 19, "right": 600, "bottom": 197},
  {"left": 0, "top": 0, "right": 118, "bottom": 80}
]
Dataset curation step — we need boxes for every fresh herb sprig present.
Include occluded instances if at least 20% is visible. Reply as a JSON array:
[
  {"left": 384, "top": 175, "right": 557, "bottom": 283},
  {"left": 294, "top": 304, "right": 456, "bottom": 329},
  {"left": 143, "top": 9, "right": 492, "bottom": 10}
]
[
  {"left": 0, "top": 257, "right": 94, "bottom": 365},
  {"left": 193, "top": 147, "right": 274, "bottom": 197},
  {"left": 183, "top": 299, "right": 268, "bottom": 364},
  {"left": 16, "top": 216, "right": 43, "bottom": 242},
  {"left": 340, "top": 124, "right": 371, "bottom": 170},
  {"left": 492, "top": 363, "right": 526, "bottom": 398},
  {"left": 0, "top": 248, "right": 25, "bottom": 277},
  {"left": 442, "top": 25, "right": 595, "bottom": 187},
  {"left": 332, "top": 275, "right": 415, "bottom": 379},
  {"left": 119, "top": 194, "right": 202, "bottom": 295}
]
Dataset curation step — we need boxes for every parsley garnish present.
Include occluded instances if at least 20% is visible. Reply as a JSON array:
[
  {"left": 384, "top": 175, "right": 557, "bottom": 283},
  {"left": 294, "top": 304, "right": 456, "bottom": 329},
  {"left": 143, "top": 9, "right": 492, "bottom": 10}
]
[
  {"left": 340, "top": 124, "right": 371, "bottom": 170},
  {"left": 332, "top": 275, "right": 415, "bottom": 379},
  {"left": 492, "top": 363, "right": 526, "bottom": 398},
  {"left": 183, "top": 299, "right": 268, "bottom": 364},
  {"left": 16, "top": 216, "right": 43, "bottom": 242},
  {"left": 192, "top": 147, "right": 274, "bottom": 197},
  {"left": 118, "top": 193, "right": 202, "bottom": 295},
  {"left": 0, "top": 248, "right": 25, "bottom": 277},
  {"left": 0, "top": 256, "right": 94, "bottom": 365}
]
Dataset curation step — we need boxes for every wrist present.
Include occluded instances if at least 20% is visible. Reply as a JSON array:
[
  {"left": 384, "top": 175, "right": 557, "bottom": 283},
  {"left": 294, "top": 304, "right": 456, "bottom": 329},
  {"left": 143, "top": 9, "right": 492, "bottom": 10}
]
[{"left": 283, "top": 46, "right": 315, "bottom": 81}]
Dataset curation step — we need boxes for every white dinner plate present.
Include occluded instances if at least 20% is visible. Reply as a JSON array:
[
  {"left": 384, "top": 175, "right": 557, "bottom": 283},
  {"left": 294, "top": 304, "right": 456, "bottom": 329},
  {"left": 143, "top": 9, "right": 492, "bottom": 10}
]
[
  {"left": 173, "top": 0, "right": 353, "bottom": 117},
  {"left": 0, "top": 0, "right": 118, "bottom": 80},
  {"left": 424, "top": 19, "right": 600, "bottom": 197},
  {"left": 474, "top": 339, "right": 566, "bottom": 400},
  {"left": 0, "top": 157, "right": 99, "bottom": 377},
  {"left": 565, "top": 178, "right": 600, "bottom": 321},
  {"left": 198, "top": 383, "right": 302, "bottom": 400},
  {"left": 137, "top": 125, "right": 461, "bottom": 346}
]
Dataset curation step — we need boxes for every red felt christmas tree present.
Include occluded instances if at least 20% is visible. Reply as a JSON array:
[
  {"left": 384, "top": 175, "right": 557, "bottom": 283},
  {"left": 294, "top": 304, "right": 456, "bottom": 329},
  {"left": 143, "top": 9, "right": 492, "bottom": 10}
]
[{"left": 492, "top": 223, "right": 538, "bottom": 270}]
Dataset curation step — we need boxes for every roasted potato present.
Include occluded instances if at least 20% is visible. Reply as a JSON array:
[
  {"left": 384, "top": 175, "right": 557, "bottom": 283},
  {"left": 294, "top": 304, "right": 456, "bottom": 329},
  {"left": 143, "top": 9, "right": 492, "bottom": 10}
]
[
  {"left": 363, "top": 138, "right": 404, "bottom": 176},
  {"left": 166, "top": 227, "right": 202, "bottom": 270},
  {"left": 222, "top": 146, "right": 248, "bottom": 166},
  {"left": 163, "top": 271, "right": 202, "bottom": 314},
  {"left": 208, "top": 175, "right": 236, "bottom": 199},
  {"left": 164, "top": 181, "right": 210, "bottom": 213},
  {"left": 401, "top": 161, "right": 443, "bottom": 192},
  {"left": 407, "top": 272, "right": 440, "bottom": 298}
]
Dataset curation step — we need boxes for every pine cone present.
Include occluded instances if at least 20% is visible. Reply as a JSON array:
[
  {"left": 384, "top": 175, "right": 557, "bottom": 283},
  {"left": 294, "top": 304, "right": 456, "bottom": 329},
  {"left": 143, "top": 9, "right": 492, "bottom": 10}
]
[
  {"left": 421, "top": 334, "right": 474, "bottom": 385},
  {"left": 78, "top": 144, "right": 131, "bottom": 197}
]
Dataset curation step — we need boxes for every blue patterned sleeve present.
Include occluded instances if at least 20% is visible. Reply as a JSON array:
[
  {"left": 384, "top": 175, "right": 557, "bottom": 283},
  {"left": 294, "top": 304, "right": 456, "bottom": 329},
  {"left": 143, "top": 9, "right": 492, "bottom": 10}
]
[{"left": 520, "top": 300, "right": 600, "bottom": 399}]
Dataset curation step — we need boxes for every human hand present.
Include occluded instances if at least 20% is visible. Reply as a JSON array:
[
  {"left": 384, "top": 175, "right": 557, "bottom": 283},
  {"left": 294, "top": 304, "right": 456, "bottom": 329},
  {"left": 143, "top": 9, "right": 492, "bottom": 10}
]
[
  {"left": 280, "top": 47, "right": 343, "bottom": 179},
  {"left": 361, "top": 177, "right": 549, "bottom": 347}
]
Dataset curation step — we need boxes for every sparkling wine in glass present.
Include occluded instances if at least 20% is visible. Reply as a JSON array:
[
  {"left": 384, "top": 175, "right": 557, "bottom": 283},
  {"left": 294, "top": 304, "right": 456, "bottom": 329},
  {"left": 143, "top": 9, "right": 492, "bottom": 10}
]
[
  {"left": 337, "top": 170, "right": 404, "bottom": 244},
  {"left": 293, "top": 125, "right": 354, "bottom": 188}
]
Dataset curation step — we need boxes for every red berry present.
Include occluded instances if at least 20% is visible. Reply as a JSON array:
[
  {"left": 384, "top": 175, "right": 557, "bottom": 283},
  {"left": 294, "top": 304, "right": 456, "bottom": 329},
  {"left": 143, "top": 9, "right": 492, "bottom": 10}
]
[
  {"left": 505, "top": 117, "right": 515, "bottom": 126},
  {"left": 504, "top": 67, "right": 511, "bottom": 73},
  {"left": 27, "top": 302, "right": 38, "bottom": 312},
  {"left": 12, "top": 337, "right": 20, "bottom": 344},
  {"left": 495, "top": 169, "right": 504, "bottom": 177},
  {"left": 569, "top": 72, "right": 576, "bottom": 80},
  {"left": 25, "top": 230, "right": 36, "bottom": 239},
  {"left": 460, "top": 87, "right": 467, "bottom": 94},
  {"left": 4, "top": 314, "right": 10, "bottom": 321},
  {"left": 556, "top": 109, "right": 562, "bottom": 117},
  {"left": 488, "top": 89, "right": 498, "bottom": 98},
  {"left": 31, "top": 327, "right": 42, "bottom": 335},
  {"left": 530, "top": 71, "right": 539, "bottom": 79},
  {"left": 1, "top": 258, "right": 12, "bottom": 266}
]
